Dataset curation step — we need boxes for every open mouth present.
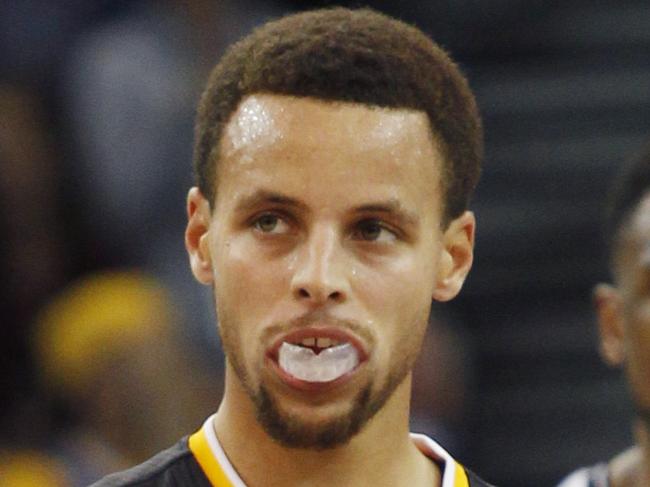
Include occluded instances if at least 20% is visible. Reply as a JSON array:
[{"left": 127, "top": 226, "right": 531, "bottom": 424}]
[{"left": 270, "top": 331, "right": 366, "bottom": 384}]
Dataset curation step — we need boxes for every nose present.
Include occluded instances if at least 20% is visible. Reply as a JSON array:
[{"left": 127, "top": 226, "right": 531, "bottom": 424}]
[{"left": 290, "top": 225, "right": 349, "bottom": 305}]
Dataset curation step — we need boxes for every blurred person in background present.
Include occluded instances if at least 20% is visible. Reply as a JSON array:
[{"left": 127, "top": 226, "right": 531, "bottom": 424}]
[
  {"left": 93, "top": 7, "right": 492, "bottom": 487},
  {"left": 0, "top": 449, "right": 69, "bottom": 487},
  {"left": 32, "top": 271, "right": 221, "bottom": 486},
  {"left": 0, "top": 83, "right": 70, "bottom": 442},
  {"left": 557, "top": 144, "right": 650, "bottom": 486}
]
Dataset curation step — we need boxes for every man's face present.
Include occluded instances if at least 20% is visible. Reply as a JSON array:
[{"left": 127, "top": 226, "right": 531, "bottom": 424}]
[
  {"left": 187, "top": 94, "right": 473, "bottom": 449},
  {"left": 611, "top": 195, "right": 650, "bottom": 419}
]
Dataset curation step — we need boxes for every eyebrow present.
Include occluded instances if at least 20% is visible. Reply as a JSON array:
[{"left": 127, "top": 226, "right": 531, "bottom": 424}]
[
  {"left": 233, "top": 190, "right": 419, "bottom": 225},
  {"left": 353, "top": 200, "right": 420, "bottom": 226},
  {"left": 233, "top": 190, "right": 309, "bottom": 213}
]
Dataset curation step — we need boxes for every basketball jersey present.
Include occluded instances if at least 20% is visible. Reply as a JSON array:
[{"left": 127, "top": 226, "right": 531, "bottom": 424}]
[{"left": 92, "top": 415, "right": 494, "bottom": 486}]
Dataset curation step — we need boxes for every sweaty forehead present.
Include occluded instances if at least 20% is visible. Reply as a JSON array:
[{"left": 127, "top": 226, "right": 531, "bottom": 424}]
[
  {"left": 220, "top": 93, "right": 436, "bottom": 162},
  {"left": 215, "top": 93, "right": 444, "bottom": 218}
]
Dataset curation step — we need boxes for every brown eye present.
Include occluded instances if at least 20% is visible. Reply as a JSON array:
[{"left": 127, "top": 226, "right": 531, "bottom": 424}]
[
  {"left": 252, "top": 213, "right": 291, "bottom": 235},
  {"left": 354, "top": 220, "right": 396, "bottom": 242},
  {"left": 358, "top": 221, "right": 381, "bottom": 240},
  {"left": 254, "top": 214, "right": 279, "bottom": 232}
]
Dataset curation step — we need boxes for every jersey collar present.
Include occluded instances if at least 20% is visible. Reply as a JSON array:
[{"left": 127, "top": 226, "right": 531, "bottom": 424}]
[{"left": 189, "top": 414, "right": 470, "bottom": 487}]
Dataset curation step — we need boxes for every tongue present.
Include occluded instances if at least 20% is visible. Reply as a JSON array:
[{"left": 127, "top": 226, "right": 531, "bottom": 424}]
[{"left": 278, "top": 342, "right": 359, "bottom": 382}]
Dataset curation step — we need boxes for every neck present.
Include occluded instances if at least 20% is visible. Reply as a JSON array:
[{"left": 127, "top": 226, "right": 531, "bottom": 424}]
[
  {"left": 213, "top": 367, "right": 439, "bottom": 487},
  {"left": 634, "top": 420, "right": 650, "bottom": 486},
  {"left": 609, "top": 421, "right": 650, "bottom": 487}
]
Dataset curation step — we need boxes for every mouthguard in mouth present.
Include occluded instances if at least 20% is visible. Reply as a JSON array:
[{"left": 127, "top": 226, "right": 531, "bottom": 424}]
[{"left": 278, "top": 341, "right": 360, "bottom": 382}]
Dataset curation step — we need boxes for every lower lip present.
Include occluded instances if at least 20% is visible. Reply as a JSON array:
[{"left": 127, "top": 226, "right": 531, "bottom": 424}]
[{"left": 265, "top": 354, "right": 364, "bottom": 393}]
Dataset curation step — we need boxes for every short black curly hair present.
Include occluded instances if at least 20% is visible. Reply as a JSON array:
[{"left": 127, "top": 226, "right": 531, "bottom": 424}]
[
  {"left": 194, "top": 7, "right": 483, "bottom": 223},
  {"left": 606, "top": 142, "right": 650, "bottom": 260}
]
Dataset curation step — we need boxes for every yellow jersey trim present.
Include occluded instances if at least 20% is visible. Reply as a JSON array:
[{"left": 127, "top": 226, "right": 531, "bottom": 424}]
[
  {"left": 189, "top": 415, "right": 472, "bottom": 487},
  {"left": 454, "top": 461, "right": 470, "bottom": 487},
  {"left": 188, "top": 426, "right": 235, "bottom": 487}
]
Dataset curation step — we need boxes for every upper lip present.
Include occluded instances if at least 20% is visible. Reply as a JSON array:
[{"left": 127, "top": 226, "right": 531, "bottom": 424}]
[{"left": 267, "top": 326, "right": 369, "bottom": 362}]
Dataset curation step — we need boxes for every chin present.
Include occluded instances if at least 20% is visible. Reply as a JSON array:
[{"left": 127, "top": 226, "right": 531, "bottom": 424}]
[{"left": 253, "top": 384, "right": 376, "bottom": 450}]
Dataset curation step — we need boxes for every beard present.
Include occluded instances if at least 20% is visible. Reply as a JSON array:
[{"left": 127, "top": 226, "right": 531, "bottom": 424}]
[
  {"left": 252, "top": 361, "right": 412, "bottom": 450},
  {"left": 254, "top": 383, "right": 374, "bottom": 449},
  {"left": 218, "top": 309, "right": 427, "bottom": 450}
]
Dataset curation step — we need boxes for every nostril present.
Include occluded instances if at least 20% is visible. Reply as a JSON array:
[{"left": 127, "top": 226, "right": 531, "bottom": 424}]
[
  {"left": 329, "top": 291, "right": 342, "bottom": 301},
  {"left": 294, "top": 287, "right": 344, "bottom": 302}
]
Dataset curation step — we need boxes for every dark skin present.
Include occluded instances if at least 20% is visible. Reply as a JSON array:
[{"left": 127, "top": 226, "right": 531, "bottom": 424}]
[{"left": 594, "top": 193, "right": 650, "bottom": 487}]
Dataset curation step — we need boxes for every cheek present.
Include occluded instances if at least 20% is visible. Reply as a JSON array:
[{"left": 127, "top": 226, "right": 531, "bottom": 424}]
[
  {"left": 216, "top": 236, "right": 289, "bottom": 304},
  {"left": 353, "top": 251, "right": 436, "bottom": 320},
  {"left": 625, "top": 303, "right": 650, "bottom": 404},
  {"left": 353, "top": 252, "right": 435, "bottom": 369},
  {"left": 213, "top": 235, "right": 293, "bottom": 358},
  {"left": 626, "top": 326, "right": 650, "bottom": 404}
]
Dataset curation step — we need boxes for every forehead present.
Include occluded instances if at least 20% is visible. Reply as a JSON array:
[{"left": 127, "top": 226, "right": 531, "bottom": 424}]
[
  {"left": 222, "top": 93, "right": 436, "bottom": 154},
  {"left": 218, "top": 93, "right": 441, "bottom": 191}
]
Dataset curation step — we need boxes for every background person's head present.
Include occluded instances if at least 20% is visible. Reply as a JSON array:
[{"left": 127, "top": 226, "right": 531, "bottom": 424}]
[
  {"left": 0, "top": 450, "right": 69, "bottom": 487},
  {"left": 34, "top": 271, "right": 219, "bottom": 465},
  {"left": 594, "top": 143, "right": 650, "bottom": 436}
]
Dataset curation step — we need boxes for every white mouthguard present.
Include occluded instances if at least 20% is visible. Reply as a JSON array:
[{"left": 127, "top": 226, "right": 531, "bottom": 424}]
[{"left": 278, "top": 342, "right": 359, "bottom": 382}]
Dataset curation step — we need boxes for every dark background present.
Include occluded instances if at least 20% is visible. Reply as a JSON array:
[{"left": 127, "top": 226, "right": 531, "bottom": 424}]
[{"left": 2, "top": 1, "right": 649, "bottom": 485}]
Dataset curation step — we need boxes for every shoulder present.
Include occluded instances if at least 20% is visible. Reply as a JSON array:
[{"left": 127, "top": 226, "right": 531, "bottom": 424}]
[
  {"left": 465, "top": 466, "right": 497, "bottom": 487},
  {"left": 409, "top": 433, "right": 495, "bottom": 486},
  {"left": 90, "top": 437, "right": 210, "bottom": 487},
  {"left": 556, "top": 463, "right": 609, "bottom": 487}
]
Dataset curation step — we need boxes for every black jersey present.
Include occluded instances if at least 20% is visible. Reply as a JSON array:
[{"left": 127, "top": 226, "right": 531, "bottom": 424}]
[
  {"left": 90, "top": 438, "right": 209, "bottom": 487},
  {"left": 92, "top": 415, "right": 494, "bottom": 486}
]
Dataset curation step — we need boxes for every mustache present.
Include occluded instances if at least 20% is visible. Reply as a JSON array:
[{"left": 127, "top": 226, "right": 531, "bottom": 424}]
[{"left": 261, "top": 310, "right": 375, "bottom": 345}]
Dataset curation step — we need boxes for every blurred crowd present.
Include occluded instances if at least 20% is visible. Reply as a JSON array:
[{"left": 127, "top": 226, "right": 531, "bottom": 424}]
[{"left": 0, "top": 0, "right": 275, "bottom": 483}]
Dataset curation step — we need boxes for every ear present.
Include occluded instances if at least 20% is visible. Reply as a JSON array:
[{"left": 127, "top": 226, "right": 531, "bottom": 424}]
[
  {"left": 593, "top": 283, "right": 626, "bottom": 366},
  {"left": 185, "top": 187, "right": 214, "bottom": 285},
  {"left": 432, "top": 211, "right": 475, "bottom": 302}
]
